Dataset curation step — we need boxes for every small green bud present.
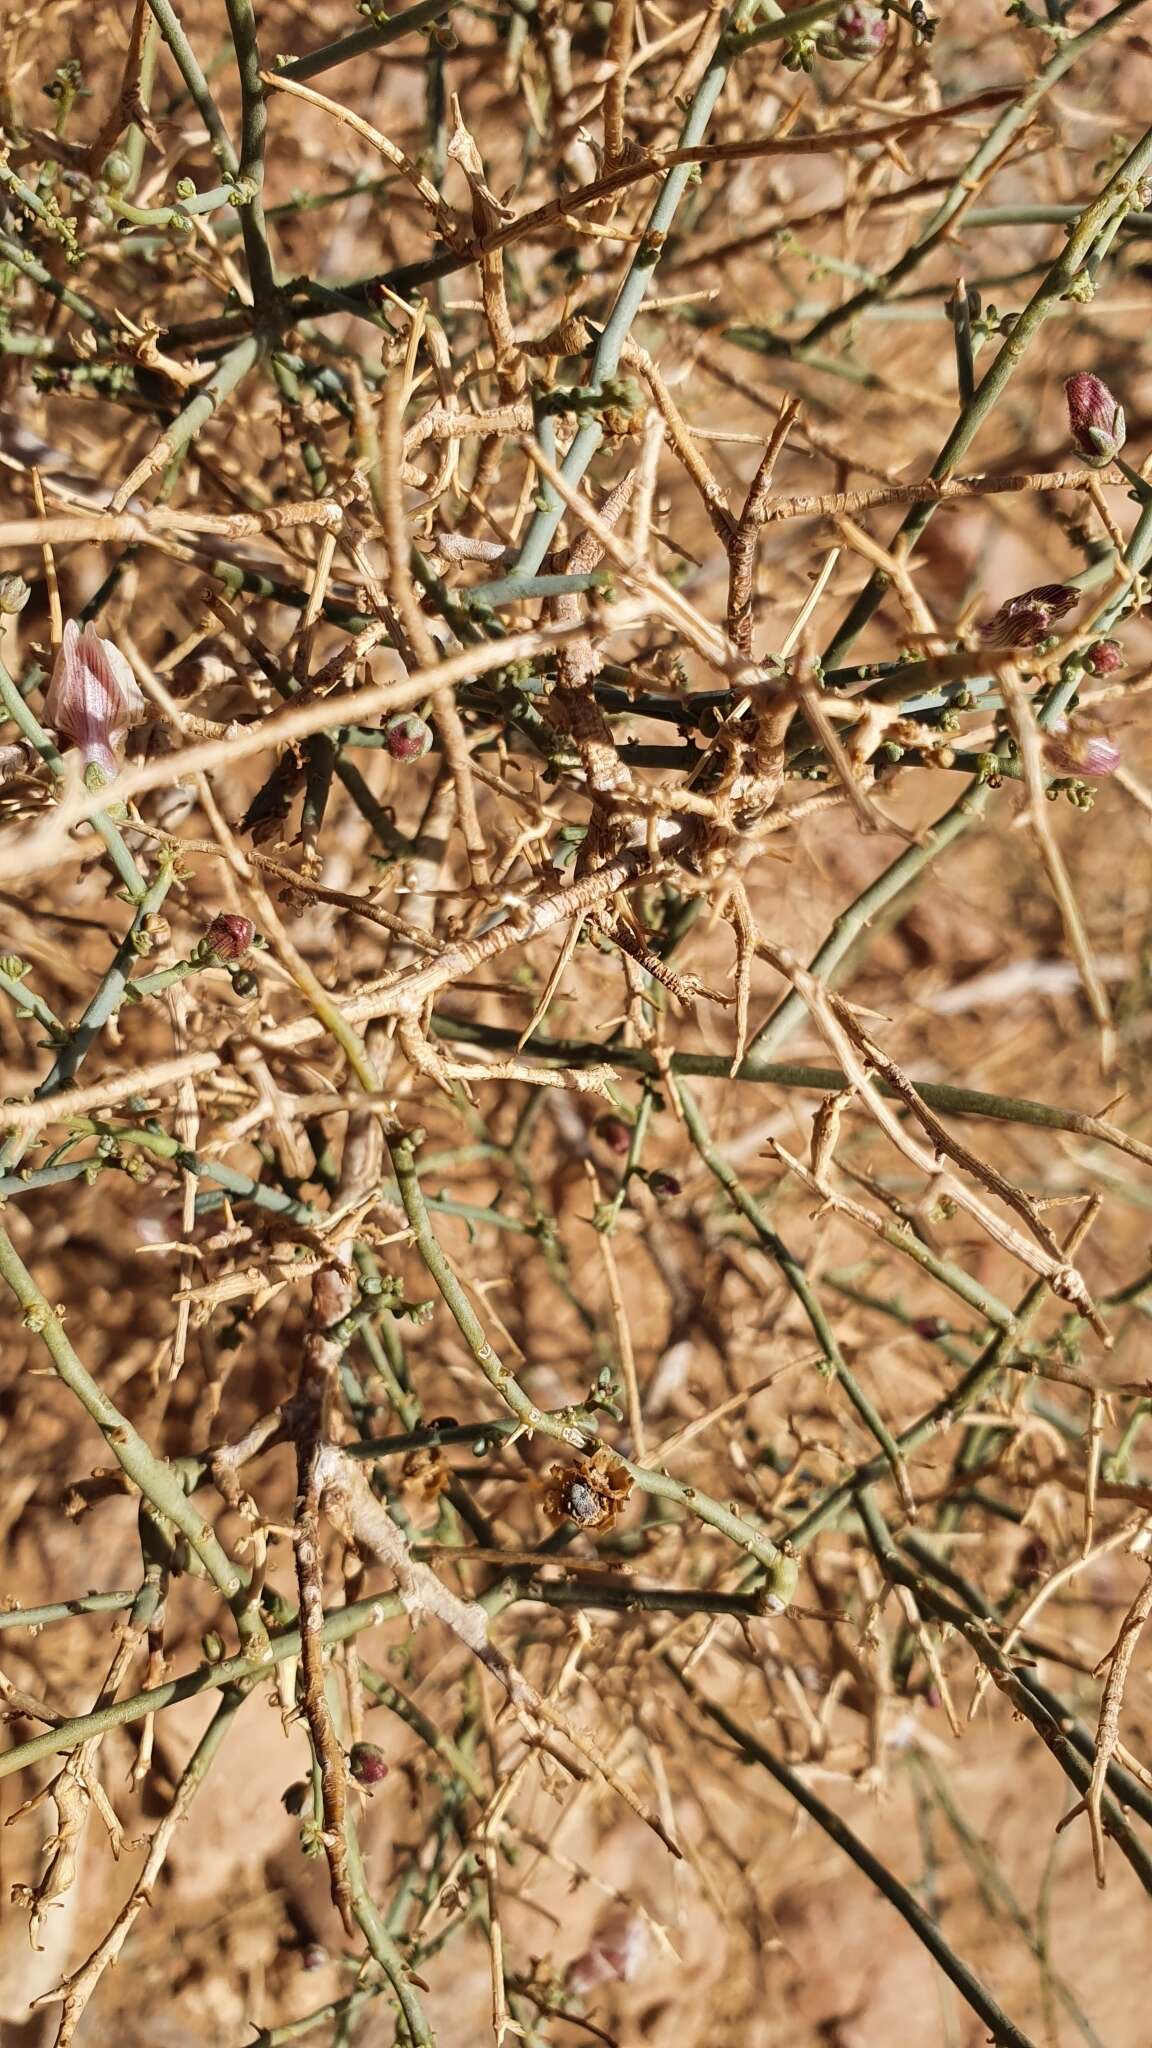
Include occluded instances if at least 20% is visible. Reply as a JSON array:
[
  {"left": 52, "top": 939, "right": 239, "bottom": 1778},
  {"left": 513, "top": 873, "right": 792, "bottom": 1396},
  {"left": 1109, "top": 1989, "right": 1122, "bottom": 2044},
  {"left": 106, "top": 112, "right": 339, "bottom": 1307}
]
[
  {"left": 0, "top": 575, "right": 31, "bottom": 616},
  {"left": 100, "top": 151, "right": 133, "bottom": 190}
]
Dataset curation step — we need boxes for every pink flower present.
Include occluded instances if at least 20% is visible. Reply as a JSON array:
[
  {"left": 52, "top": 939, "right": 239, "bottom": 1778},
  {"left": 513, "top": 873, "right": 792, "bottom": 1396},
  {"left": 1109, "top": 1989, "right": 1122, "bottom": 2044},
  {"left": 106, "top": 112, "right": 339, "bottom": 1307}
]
[
  {"left": 1043, "top": 717, "right": 1121, "bottom": 779},
  {"left": 831, "top": 2, "right": 888, "bottom": 57},
  {"left": 43, "top": 619, "right": 145, "bottom": 781},
  {"left": 1065, "top": 372, "right": 1126, "bottom": 467},
  {"left": 565, "top": 1909, "right": 648, "bottom": 1997},
  {"left": 978, "top": 584, "right": 1078, "bottom": 648}
]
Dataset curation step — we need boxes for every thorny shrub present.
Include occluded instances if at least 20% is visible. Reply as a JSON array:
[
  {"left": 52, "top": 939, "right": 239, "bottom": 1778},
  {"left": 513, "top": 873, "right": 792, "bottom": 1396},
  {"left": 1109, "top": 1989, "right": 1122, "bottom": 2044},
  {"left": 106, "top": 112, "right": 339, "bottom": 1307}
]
[{"left": 4, "top": 1, "right": 1152, "bottom": 2044}]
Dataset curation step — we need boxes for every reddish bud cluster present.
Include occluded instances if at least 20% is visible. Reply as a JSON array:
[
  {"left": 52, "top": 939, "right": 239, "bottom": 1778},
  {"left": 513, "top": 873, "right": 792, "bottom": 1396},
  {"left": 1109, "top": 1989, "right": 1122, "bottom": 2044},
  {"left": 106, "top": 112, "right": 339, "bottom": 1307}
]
[
  {"left": 1065, "top": 371, "right": 1126, "bottom": 467},
  {"left": 202, "top": 913, "right": 255, "bottom": 961},
  {"left": 348, "top": 1741, "right": 389, "bottom": 1787},
  {"left": 383, "top": 711, "right": 434, "bottom": 761},
  {"left": 831, "top": 2, "right": 888, "bottom": 57},
  {"left": 1085, "top": 639, "right": 1124, "bottom": 676}
]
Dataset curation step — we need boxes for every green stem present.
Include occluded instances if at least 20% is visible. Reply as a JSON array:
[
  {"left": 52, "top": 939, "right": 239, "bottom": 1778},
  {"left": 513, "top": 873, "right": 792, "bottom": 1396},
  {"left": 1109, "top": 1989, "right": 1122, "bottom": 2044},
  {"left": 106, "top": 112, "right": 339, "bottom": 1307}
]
[
  {"left": 856, "top": 1490, "right": 1152, "bottom": 1898},
  {"left": 145, "top": 0, "right": 239, "bottom": 178},
  {"left": 430, "top": 1016, "right": 1152, "bottom": 1173},
  {"left": 344, "top": 1787, "right": 434, "bottom": 2044},
  {"left": 0, "top": 1590, "right": 136, "bottom": 1632},
  {"left": 504, "top": 3, "right": 741, "bottom": 577},
  {"left": 824, "top": 111, "right": 1152, "bottom": 666},
  {"left": 223, "top": 0, "right": 277, "bottom": 306},
  {"left": 387, "top": 1130, "right": 787, "bottom": 1581},
  {"left": 803, "top": 0, "right": 1148, "bottom": 355},
  {"left": 0, "top": 1220, "right": 263, "bottom": 1651},
  {"left": 278, "top": 0, "right": 454, "bottom": 82},
  {"left": 677, "top": 1080, "right": 912, "bottom": 1503},
  {"left": 669, "top": 1655, "right": 1040, "bottom": 2048}
]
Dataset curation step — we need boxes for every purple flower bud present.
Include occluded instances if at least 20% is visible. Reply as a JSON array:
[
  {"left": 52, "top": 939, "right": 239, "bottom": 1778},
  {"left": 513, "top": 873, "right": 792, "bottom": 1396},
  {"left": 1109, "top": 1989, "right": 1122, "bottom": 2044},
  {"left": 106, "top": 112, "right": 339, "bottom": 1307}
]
[
  {"left": 301, "top": 1943, "right": 328, "bottom": 1972},
  {"left": 43, "top": 619, "right": 146, "bottom": 780},
  {"left": 912, "top": 1316, "right": 949, "bottom": 1341},
  {"left": 348, "top": 1741, "right": 389, "bottom": 1787},
  {"left": 1085, "top": 638, "right": 1124, "bottom": 676},
  {"left": 647, "top": 1170, "right": 681, "bottom": 1200},
  {"left": 1043, "top": 717, "right": 1121, "bottom": 779},
  {"left": 1065, "top": 371, "right": 1126, "bottom": 467},
  {"left": 566, "top": 1909, "right": 648, "bottom": 1996},
  {"left": 978, "top": 583, "right": 1078, "bottom": 649},
  {"left": 831, "top": 1, "right": 888, "bottom": 57},
  {"left": 383, "top": 712, "right": 433, "bottom": 762},
  {"left": 202, "top": 913, "right": 255, "bottom": 961},
  {"left": 595, "top": 1115, "right": 633, "bottom": 1156}
]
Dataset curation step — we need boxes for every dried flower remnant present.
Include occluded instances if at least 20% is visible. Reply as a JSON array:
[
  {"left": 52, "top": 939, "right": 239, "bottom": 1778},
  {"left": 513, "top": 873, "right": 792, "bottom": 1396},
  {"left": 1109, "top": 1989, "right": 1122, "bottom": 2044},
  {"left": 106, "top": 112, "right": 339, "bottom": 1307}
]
[
  {"left": 829, "top": 2, "right": 888, "bottom": 57},
  {"left": 43, "top": 619, "right": 146, "bottom": 781},
  {"left": 1065, "top": 371, "right": 1126, "bottom": 466},
  {"left": 201, "top": 913, "right": 255, "bottom": 961},
  {"left": 400, "top": 1443, "right": 452, "bottom": 1508},
  {"left": 1085, "top": 639, "right": 1125, "bottom": 676},
  {"left": 542, "top": 1448, "right": 633, "bottom": 1532},
  {"left": 566, "top": 1907, "right": 650, "bottom": 1997},
  {"left": 978, "top": 584, "right": 1078, "bottom": 648},
  {"left": 1043, "top": 717, "right": 1121, "bottom": 779},
  {"left": 383, "top": 711, "right": 434, "bottom": 761}
]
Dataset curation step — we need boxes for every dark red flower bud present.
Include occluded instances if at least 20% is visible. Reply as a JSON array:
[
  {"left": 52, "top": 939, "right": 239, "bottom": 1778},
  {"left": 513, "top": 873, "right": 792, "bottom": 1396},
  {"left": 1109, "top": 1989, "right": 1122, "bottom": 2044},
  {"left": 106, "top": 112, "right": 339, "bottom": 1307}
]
[
  {"left": 595, "top": 1115, "right": 633, "bottom": 1156},
  {"left": 203, "top": 913, "right": 255, "bottom": 961},
  {"left": 1085, "top": 638, "right": 1124, "bottom": 676},
  {"left": 647, "top": 1170, "right": 681, "bottom": 1200},
  {"left": 349, "top": 1741, "right": 389, "bottom": 1787},
  {"left": 282, "top": 1780, "right": 310, "bottom": 1815},
  {"left": 1065, "top": 371, "right": 1126, "bottom": 466},
  {"left": 912, "top": 1316, "right": 949, "bottom": 1341},
  {"left": 978, "top": 583, "right": 1078, "bottom": 648},
  {"left": 831, "top": 2, "right": 887, "bottom": 57},
  {"left": 383, "top": 712, "right": 434, "bottom": 761},
  {"left": 1015, "top": 1535, "right": 1048, "bottom": 1585}
]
